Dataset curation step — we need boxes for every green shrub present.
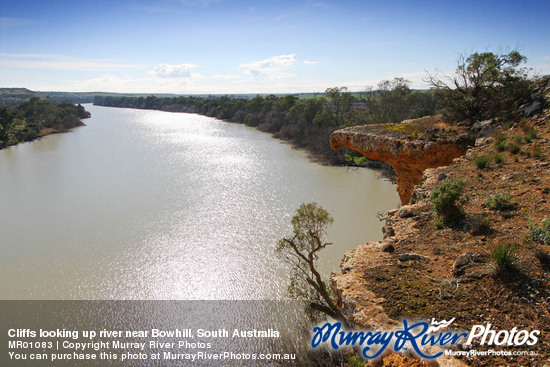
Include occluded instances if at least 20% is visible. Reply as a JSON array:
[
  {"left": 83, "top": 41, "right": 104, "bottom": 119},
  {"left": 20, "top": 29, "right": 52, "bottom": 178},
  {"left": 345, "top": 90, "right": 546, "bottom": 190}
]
[
  {"left": 491, "top": 242, "right": 520, "bottom": 273},
  {"left": 485, "top": 193, "right": 516, "bottom": 211},
  {"left": 529, "top": 218, "right": 550, "bottom": 245},
  {"left": 434, "top": 218, "right": 444, "bottom": 229},
  {"left": 542, "top": 188, "right": 550, "bottom": 195},
  {"left": 493, "top": 133, "right": 507, "bottom": 152},
  {"left": 495, "top": 141, "right": 507, "bottom": 152},
  {"left": 347, "top": 354, "right": 366, "bottom": 367},
  {"left": 514, "top": 136, "right": 523, "bottom": 144},
  {"left": 430, "top": 179, "right": 466, "bottom": 225},
  {"left": 527, "top": 129, "right": 538, "bottom": 140},
  {"left": 533, "top": 145, "right": 542, "bottom": 158},
  {"left": 508, "top": 143, "right": 521, "bottom": 154},
  {"left": 494, "top": 153, "right": 505, "bottom": 164},
  {"left": 474, "top": 155, "right": 491, "bottom": 169},
  {"left": 522, "top": 124, "right": 538, "bottom": 139}
]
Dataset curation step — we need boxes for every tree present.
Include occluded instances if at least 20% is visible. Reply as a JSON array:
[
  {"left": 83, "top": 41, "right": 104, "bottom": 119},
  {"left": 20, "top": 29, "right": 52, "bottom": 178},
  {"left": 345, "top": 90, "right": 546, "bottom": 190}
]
[
  {"left": 244, "top": 96, "right": 265, "bottom": 114},
  {"left": 426, "top": 50, "right": 531, "bottom": 123},
  {"left": 322, "top": 87, "right": 354, "bottom": 126},
  {"left": 275, "top": 94, "right": 298, "bottom": 112},
  {"left": 277, "top": 203, "right": 348, "bottom": 326},
  {"left": 0, "top": 106, "right": 16, "bottom": 147},
  {"left": 301, "top": 98, "right": 324, "bottom": 124},
  {"left": 407, "top": 89, "right": 441, "bottom": 118},
  {"left": 363, "top": 78, "right": 412, "bottom": 124}
]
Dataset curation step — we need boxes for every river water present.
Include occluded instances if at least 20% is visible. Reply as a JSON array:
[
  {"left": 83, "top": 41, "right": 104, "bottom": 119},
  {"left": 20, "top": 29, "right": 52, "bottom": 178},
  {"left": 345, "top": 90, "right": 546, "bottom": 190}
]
[{"left": 0, "top": 105, "right": 398, "bottom": 300}]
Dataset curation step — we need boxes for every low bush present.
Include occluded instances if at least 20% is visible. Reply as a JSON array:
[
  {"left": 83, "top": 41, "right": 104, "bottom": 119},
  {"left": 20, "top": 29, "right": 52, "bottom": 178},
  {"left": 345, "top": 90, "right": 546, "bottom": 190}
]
[
  {"left": 529, "top": 218, "right": 550, "bottom": 245},
  {"left": 508, "top": 143, "right": 521, "bottom": 154},
  {"left": 485, "top": 193, "right": 516, "bottom": 211},
  {"left": 491, "top": 242, "right": 520, "bottom": 274},
  {"left": 533, "top": 145, "right": 542, "bottom": 158},
  {"left": 494, "top": 153, "right": 505, "bottom": 164},
  {"left": 474, "top": 155, "right": 491, "bottom": 169},
  {"left": 522, "top": 124, "right": 538, "bottom": 140},
  {"left": 493, "top": 133, "right": 507, "bottom": 152},
  {"left": 527, "top": 129, "right": 538, "bottom": 140},
  {"left": 430, "top": 179, "right": 466, "bottom": 225}
]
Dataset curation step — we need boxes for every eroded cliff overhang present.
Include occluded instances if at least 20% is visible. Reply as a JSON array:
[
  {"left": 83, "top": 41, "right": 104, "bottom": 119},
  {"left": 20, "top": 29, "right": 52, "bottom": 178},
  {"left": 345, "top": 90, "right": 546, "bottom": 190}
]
[{"left": 330, "top": 119, "right": 470, "bottom": 204}]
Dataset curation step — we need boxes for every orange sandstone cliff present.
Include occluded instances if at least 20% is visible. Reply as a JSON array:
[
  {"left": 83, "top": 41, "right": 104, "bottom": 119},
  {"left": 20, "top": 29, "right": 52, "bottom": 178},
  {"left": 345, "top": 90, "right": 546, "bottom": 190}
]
[{"left": 330, "top": 117, "right": 471, "bottom": 204}]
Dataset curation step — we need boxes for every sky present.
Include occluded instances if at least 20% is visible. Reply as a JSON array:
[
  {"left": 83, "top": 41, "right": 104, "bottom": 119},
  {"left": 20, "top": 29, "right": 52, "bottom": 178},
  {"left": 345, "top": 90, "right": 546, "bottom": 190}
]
[{"left": 1, "top": 0, "right": 549, "bottom": 94}]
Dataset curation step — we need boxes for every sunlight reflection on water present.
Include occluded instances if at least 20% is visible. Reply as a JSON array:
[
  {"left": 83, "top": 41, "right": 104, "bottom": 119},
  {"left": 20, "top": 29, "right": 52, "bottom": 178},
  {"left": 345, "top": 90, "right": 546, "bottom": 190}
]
[{"left": 0, "top": 105, "right": 398, "bottom": 300}]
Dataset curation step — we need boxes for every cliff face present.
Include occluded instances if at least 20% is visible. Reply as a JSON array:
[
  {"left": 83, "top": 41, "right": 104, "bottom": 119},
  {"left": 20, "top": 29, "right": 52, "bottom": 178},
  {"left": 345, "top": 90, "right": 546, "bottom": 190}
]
[
  {"left": 330, "top": 172, "right": 443, "bottom": 329},
  {"left": 330, "top": 118, "right": 470, "bottom": 204}
]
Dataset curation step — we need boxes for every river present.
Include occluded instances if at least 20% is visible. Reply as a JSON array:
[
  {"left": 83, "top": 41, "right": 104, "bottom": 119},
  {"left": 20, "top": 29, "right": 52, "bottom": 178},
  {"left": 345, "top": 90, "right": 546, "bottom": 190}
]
[{"left": 0, "top": 104, "right": 398, "bottom": 300}]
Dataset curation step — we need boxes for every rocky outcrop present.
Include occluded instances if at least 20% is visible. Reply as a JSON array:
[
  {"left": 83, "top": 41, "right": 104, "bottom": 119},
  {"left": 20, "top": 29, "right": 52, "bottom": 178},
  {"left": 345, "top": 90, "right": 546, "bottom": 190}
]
[
  {"left": 330, "top": 119, "right": 470, "bottom": 204},
  {"left": 331, "top": 241, "right": 399, "bottom": 329},
  {"left": 331, "top": 192, "right": 433, "bottom": 330},
  {"left": 330, "top": 168, "right": 472, "bottom": 367}
]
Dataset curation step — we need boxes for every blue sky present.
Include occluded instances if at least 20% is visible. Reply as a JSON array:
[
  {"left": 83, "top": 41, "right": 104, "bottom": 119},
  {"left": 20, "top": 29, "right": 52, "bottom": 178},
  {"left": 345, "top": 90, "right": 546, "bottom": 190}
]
[{"left": 1, "top": 0, "right": 549, "bottom": 94}]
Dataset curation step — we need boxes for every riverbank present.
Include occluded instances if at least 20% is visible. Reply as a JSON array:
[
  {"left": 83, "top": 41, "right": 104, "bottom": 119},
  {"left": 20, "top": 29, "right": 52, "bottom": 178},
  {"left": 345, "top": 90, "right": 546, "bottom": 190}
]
[
  {"left": 331, "top": 79, "right": 550, "bottom": 366},
  {"left": 93, "top": 95, "right": 397, "bottom": 179},
  {"left": 0, "top": 98, "right": 90, "bottom": 149}
]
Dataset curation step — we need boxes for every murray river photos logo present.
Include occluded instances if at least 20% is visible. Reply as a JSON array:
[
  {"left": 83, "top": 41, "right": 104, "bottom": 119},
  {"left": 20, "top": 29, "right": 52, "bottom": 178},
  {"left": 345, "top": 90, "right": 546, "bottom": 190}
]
[{"left": 311, "top": 318, "right": 540, "bottom": 359}]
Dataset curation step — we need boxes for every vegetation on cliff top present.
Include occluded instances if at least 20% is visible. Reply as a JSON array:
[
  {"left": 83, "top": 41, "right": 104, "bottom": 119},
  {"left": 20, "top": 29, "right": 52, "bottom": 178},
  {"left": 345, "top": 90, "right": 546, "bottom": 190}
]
[{"left": 427, "top": 50, "right": 536, "bottom": 123}]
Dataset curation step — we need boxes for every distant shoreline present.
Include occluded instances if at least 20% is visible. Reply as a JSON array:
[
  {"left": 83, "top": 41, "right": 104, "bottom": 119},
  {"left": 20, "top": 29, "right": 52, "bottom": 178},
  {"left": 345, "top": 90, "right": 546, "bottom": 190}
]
[{"left": 93, "top": 97, "right": 396, "bottom": 180}]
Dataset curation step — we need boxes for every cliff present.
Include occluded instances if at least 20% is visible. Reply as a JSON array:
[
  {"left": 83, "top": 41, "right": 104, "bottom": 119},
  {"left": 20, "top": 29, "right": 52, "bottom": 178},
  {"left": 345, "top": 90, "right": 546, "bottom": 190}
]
[
  {"left": 330, "top": 116, "right": 471, "bottom": 204},
  {"left": 330, "top": 80, "right": 550, "bottom": 366}
]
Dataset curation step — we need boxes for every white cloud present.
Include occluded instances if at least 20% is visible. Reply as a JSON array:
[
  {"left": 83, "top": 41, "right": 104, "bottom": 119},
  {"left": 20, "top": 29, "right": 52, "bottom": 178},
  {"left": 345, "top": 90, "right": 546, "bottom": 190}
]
[
  {"left": 239, "top": 54, "right": 297, "bottom": 79},
  {"left": 71, "top": 74, "right": 149, "bottom": 92},
  {"left": 149, "top": 63, "right": 197, "bottom": 78},
  {"left": 70, "top": 69, "right": 207, "bottom": 93},
  {"left": 526, "top": 62, "right": 550, "bottom": 76},
  {"left": 212, "top": 74, "right": 241, "bottom": 80},
  {"left": 303, "top": 60, "right": 320, "bottom": 65},
  {"left": 401, "top": 71, "right": 432, "bottom": 89},
  {"left": 0, "top": 54, "right": 134, "bottom": 71}
]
